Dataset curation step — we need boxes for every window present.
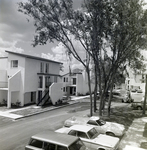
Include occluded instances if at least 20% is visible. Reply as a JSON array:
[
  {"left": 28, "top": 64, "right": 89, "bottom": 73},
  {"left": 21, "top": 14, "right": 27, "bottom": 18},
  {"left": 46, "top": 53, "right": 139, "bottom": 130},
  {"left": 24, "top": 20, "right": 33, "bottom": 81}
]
[
  {"left": 45, "top": 76, "right": 50, "bottom": 87},
  {"left": 45, "top": 63, "right": 49, "bottom": 73},
  {"left": 87, "top": 120, "right": 97, "bottom": 125},
  {"left": 69, "top": 130, "right": 76, "bottom": 136},
  {"left": 63, "top": 87, "right": 66, "bottom": 92},
  {"left": 57, "top": 145, "right": 68, "bottom": 150},
  {"left": 66, "top": 77, "right": 68, "bottom": 82},
  {"left": 63, "top": 77, "right": 68, "bottom": 82},
  {"left": 29, "top": 139, "right": 43, "bottom": 148},
  {"left": 48, "top": 143, "right": 56, "bottom": 150},
  {"left": 11, "top": 60, "right": 18, "bottom": 68},
  {"left": 69, "top": 139, "right": 86, "bottom": 150},
  {"left": 40, "top": 62, "right": 44, "bottom": 73},
  {"left": 38, "top": 76, "right": 43, "bottom": 88},
  {"left": 77, "top": 132, "right": 88, "bottom": 139},
  {"left": 73, "top": 78, "right": 76, "bottom": 85}
]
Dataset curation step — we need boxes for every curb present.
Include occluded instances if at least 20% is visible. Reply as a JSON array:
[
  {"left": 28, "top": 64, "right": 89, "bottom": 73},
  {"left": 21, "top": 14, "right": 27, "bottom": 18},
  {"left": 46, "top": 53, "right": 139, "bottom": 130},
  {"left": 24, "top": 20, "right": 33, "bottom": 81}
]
[{"left": 13, "top": 101, "right": 79, "bottom": 120}]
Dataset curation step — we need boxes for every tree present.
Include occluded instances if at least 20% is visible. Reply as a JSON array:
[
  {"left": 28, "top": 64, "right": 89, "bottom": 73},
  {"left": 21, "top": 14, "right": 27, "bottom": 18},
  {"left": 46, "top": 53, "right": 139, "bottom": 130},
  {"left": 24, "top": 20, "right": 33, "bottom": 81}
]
[
  {"left": 97, "top": 0, "right": 147, "bottom": 116},
  {"left": 81, "top": 0, "right": 147, "bottom": 116},
  {"left": 18, "top": 0, "right": 94, "bottom": 116},
  {"left": 18, "top": 0, "right": 147, "bottom": 117}
]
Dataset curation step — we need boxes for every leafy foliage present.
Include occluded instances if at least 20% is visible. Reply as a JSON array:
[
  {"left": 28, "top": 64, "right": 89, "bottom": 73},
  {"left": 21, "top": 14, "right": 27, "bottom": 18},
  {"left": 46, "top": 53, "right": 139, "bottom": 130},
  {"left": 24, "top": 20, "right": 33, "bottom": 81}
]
[{"left": 18, "top": 0, "right": 147, "bottom": 116}]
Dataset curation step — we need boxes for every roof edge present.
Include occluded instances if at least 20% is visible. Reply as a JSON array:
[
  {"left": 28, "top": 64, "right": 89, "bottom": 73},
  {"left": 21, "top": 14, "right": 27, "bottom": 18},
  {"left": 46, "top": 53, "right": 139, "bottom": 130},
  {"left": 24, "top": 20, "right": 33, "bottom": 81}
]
[{"left": 5, "top": 50, "right": 63, "bottom": 64}]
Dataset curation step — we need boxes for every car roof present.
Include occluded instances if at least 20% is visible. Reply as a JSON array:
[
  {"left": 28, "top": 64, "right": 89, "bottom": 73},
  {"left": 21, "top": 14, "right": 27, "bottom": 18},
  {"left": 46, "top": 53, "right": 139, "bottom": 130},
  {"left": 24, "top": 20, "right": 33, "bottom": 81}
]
[
  {"left": 70, "top": 125, "right": 93, "bottom": 132},
  {"left": 31, "top": 130, "right": 79, "bottom": 147},
  {"left": 89, "top": 116, "right": 100, "bottom": 120}
]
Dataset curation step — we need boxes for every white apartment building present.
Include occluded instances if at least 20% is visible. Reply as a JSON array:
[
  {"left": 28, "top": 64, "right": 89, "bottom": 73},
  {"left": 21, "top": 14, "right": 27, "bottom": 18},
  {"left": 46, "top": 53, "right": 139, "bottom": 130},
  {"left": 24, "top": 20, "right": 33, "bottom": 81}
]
[
  {"left": 62, "top": 69, "right": 94, "bottom": 96},
  {"left": 0, "top": 51, "right": 62, "bottom": 108}
]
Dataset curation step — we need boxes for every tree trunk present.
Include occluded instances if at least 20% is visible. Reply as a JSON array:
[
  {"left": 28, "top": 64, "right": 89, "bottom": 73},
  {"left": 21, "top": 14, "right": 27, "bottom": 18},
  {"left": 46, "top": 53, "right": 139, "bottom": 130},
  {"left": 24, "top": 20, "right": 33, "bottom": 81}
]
[
  {"left": 86, "top": 67, "right": 93, "bottom": 116},
  {"left": 99, "top": 97, "right": 103, "bottom": 116},
  {"left": 107, "top": 77, "right": 114, "bottom": 116},
  {"left": 143, "top": 74, "right": 147, "bottom": 115},
  {"left": 94, "top": 65, "right": 98, "bottom": 112}
]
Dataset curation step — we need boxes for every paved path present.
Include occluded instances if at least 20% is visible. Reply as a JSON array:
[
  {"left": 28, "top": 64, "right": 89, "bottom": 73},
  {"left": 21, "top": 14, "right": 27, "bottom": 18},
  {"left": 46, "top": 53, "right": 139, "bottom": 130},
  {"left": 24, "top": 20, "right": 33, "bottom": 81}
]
[{"left": 119, "top": 117, "right": 147, "bottom": 150}]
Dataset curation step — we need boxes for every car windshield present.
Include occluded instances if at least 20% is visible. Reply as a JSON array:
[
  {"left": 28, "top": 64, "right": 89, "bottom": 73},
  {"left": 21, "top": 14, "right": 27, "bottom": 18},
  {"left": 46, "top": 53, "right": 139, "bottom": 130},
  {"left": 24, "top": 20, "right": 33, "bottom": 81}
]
[
  {"left": 69, "top": 139, "right": 87, "bottom": 150},
  {"left": 87, "top": 128, "right": 99, "bottom": 139},
  {"left": 96, "top": 119, "right": 106, "bottom": 126}
]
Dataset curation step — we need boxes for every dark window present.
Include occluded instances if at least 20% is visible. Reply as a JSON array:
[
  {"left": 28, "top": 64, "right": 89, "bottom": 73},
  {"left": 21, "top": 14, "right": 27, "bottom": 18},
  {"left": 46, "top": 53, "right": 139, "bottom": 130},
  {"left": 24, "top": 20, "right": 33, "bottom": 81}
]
[
  {"left": 48, "top": 143, "right": 56, "bottom": 150},
  {"left": 11, "top": 60, "right": 18, "bottom": 68},
  {"left": 77, "top": 131, "right": 88, "bottom": 139},
  {"left": 73, "top": 78, "right": 76, "bottom": 85},
  {"left": 40, "top": 62, "right": 44, "bottom": 73},
  {"left": 38, "top": 91, "right": 42, "bottom": 101},
  {"left": 69, "top": 130, "right": 76, "bottom": 136},
  {"left": 29, "top": 139, "right": 43, "bottom": 148},
  {"left": 45, "top": 76, "right": 50, "bottom": 87},
  {"left": 66, "top": 77, "right": 68, "bottom": 82},
  {"left": 45, "top": 63, "right": 49, "bottom": 73},
  {"left": 31, "top": 92, "right": 34, "bottom": 102},
  {"left": 66, "top": 87, "right": 68, "bottom": 92},
  {"left": 87, "top": 120, "right": 98, "bottom": 125},
  {"left": 38, "top": 76, "right": 43, "bottom": 88},
  {"left": 69, "top": 139, "right": 86, "bottom": 150},
  {"left": 63, "top": 77, "right": 66, "bottom": 82},
  {"left": 57, "top": 145, "right": 68, "bottom": 150}
]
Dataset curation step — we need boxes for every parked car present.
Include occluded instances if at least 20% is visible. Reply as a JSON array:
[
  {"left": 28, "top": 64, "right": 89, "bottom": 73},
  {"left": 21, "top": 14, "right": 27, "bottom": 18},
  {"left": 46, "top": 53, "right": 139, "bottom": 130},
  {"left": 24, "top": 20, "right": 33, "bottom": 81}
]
[
  {"left": 122, "top": 94, "right": 134, "bottom": 103},
  {"left": 25, "top": 130, "right": 89, "bottom": 150},
  {"left": 64, "top": 116, "right": 125, "bottom": 137},
  {"left": 123, "top": 145, "right": 146, "bottom": 150},
  {"left": 136, "top": 89, "right": 143, "bottom": 93},
  {"left": 56, "top": 125, "right": 120, "bottom": 150},
  {"left": 131, "top": 98, "right": 147, "bottom": 110}
]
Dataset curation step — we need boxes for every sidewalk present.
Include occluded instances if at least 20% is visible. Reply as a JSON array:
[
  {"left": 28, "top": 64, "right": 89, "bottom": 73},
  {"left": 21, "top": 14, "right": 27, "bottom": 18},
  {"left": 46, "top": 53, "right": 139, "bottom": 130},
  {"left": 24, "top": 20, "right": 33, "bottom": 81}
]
[{"left": 119, "top": 117, "right": 147, "bottom": 150}]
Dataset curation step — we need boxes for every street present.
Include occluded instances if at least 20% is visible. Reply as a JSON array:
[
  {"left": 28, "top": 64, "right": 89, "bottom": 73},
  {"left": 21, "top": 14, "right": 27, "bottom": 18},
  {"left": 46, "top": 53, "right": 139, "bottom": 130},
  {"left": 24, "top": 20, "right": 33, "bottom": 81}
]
[
  {"left": 0, "top": 100, "right": 141, "bottom": 150},
  {"left": 0, "top": 102, "right": 92, "bottom": 150}
]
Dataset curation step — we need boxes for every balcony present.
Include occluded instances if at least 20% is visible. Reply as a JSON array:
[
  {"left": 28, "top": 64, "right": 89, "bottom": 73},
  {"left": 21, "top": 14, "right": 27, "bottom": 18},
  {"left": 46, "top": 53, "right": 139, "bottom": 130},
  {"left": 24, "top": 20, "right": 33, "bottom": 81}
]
[{"left": 38, "top": 82, "right": 52, "bottom": 88}]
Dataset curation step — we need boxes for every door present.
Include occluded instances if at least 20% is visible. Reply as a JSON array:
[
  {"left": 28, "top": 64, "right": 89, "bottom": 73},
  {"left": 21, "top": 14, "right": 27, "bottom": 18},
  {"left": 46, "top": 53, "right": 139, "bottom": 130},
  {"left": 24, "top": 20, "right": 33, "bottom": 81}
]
[{"left": 38, "top": 91, "right": 42, "bottom": 102}]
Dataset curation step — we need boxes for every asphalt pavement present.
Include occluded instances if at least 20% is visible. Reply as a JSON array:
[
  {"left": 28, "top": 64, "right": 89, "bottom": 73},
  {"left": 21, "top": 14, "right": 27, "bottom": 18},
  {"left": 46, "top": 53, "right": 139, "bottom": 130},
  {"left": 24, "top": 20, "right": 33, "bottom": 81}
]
[{"left": 0, "top": 96, "right": 147, "bottom": 150}]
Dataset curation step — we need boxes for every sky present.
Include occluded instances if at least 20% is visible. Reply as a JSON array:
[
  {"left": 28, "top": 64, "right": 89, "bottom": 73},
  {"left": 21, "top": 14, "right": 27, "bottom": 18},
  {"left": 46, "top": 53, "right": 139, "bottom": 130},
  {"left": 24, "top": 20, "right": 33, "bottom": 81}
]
[
  {"left": 1, "top": 0, "right": 147, "bottom": 75},
  {"left": 0, "top": 0, "right": 83, "bottom": 74}
]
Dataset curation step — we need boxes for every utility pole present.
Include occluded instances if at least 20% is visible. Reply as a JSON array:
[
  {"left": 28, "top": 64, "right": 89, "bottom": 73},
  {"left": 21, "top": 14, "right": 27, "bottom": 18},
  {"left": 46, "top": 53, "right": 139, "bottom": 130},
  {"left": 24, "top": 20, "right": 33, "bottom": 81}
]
[{"left": 143, "top": 74, "right": 147, "bottom": 115}]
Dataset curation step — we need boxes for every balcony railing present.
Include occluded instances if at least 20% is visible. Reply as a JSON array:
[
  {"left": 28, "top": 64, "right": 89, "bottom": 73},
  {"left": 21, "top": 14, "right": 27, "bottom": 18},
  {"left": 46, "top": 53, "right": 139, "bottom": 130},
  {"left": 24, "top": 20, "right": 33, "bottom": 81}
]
[{"left": 38, "top": 82, "right": 52, "bottom": 88}]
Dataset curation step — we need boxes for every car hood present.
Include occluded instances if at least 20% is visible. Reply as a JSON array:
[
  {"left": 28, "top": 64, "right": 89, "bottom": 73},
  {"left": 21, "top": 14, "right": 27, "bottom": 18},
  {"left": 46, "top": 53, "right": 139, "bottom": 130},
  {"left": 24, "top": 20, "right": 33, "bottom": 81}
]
[
  {"left": 64, "top": 117, "right": 86, "bottom": 127},
  {"left": 55, "top": 127, "right": 70, "bottom": 134},
  {"left": 92, "top": 134, "right": 119, "bottom": 148}
]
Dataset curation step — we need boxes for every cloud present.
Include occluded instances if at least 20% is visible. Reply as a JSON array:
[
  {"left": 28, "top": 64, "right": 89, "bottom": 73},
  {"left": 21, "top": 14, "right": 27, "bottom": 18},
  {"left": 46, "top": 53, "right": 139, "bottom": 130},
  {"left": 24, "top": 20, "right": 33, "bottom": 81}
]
[
  {"left": 0, "top": 38, "right": 24, "bottom": 56},
  {"left": 41, "top": 40, "right": 86, "bottom": 74},
  {"left": 0, "top": 0, "right": 34, "bottom": 42},
  {"left": 0, "top": 0, "right": 85, "bottom": 71}
]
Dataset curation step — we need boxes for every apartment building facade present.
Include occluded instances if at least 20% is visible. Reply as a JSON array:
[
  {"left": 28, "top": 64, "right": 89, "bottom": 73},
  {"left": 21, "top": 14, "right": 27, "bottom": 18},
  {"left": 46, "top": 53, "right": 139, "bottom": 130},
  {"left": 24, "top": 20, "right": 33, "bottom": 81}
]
[
  {"left": 62, "top": 69, "right": 94, "bottom": 96},
  {"left": 0, "top": 51, "right": 62, "bottom": 108}
]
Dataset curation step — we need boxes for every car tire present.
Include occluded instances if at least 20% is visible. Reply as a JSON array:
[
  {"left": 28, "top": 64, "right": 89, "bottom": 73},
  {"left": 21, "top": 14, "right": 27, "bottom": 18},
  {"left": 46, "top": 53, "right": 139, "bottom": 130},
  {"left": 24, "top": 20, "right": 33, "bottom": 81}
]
[
  {"left": 122, "top": 99, "right": 124, "bottom": 103},
  {"left": 137, "top": 106, "right": 142, "bottom": 110},
  {"left": 106, "top": 132, "right": 115, "bottom": 137}
]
